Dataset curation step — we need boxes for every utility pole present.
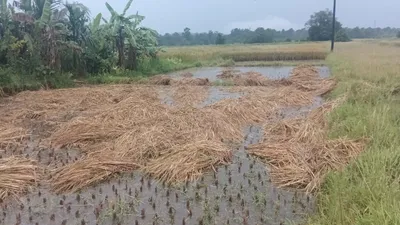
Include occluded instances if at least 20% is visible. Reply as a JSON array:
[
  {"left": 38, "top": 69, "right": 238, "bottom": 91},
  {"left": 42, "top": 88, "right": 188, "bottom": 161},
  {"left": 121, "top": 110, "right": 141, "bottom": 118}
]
[{"left": 331, "top": 0, "right": 336, "bottom": 52}]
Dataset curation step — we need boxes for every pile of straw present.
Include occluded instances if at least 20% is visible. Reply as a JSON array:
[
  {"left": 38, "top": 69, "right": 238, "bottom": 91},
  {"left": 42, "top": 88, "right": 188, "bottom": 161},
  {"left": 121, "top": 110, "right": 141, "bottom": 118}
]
[
  {"left": 171, "top": 78, "right": 210, "bottom": 86},
  {"left": 149, "top": 75, "right": 172, "bottom": 85},
  {"left": 248, "top": 99, "right": 365, "bottom": 192},
  {"left": 171, "top": 86, "right": 210, "bottom": 107},
  {"left": 49, "top": 91, "right": 166, "bottom": 149},
  {"left": 217, "top": 68, "right": 241, "bottom": 79},
  {"left": 180, "top": 72, "right": 194, "bottom": 78},
  {"left": 217, "top": 69, "right": 271, "bottom": 86},
  {"left": 51, "top": 152, "right": 138, "bottom": 193},
  {"left": 0, "top": 157, "right": 41, "bottom": 200},
  {"left": 142, "top": 140, "right": 232, "bottom": 184},
  {"left": 232, "top": 72, "right": 270, "bottom": 86},
  {"left": 0, "top": 126, "right": 29, "bottom": 150},
  {"left": 289, "top": 65, "right": 336, "bottom": 96}
]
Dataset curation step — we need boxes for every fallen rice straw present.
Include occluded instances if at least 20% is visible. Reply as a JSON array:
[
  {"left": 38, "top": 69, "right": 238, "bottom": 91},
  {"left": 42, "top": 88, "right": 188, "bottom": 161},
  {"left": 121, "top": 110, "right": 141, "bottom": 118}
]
[
  {"left": 142, "top": 140, "right": 232, "bottom": 184},
  {"left": 0, "top": 64, "right": 347, "bottom": 194},
  {"left": 171, "top": 78, "right": 210, "bottom": 86},
  {"left": 50, "top": 152, "right": 138, "bottom": 193},
  {"left": 248, "top": 99, "right": 365, "bottom": 193},
  {"left": 0, "top": 157, "right": 41, "bottom": 200}
]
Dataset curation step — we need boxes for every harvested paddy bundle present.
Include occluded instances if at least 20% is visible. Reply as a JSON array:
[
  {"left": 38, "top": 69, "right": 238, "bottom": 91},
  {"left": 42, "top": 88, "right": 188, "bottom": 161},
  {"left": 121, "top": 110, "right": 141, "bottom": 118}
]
[
  {"left": 289, "top": 65, "right": 336, "bottom": 95},
  {"left": 0, "top": 157, "right": 41, "bottom": 200},
  {"left": 51, "top": 151, "right": 138, "bottom": 193},
  {"left": 248, "top": 139, "right": 364, "bottom": 192},
  {"left": 232, "top": 72, "right": 270, "bottom": 86},
  {"left": 180, "top": 72, "right": 194, "bottom": 78},
  {"left": 142, "top": 140, "right": 232, "bottom": 184},
  {"left": 149, "top": 75, "right": 172, "bottom": 85},
  {"left": 217, "top": 68, "right": 241, "bottom": 79},
  {"left": 166, "top": 105, "right": 244, "bottom": 142},
  {"left": 49, "top": 90, "right": 167, "bottom": 149},
  {"left": 248, "top": 99, "right": 365, "bottom": 192},
  {"left": 48, "top": 103, "right": 246, "bottom": 192},
  {"left": 171, "top": 77, "right": 210, "bottom": 86},
  {"left": 0, "top": 126, "right": 29, "bottom": 149},
  {"left": 171, "top": 86, "right": 210, "bottom": 107}
]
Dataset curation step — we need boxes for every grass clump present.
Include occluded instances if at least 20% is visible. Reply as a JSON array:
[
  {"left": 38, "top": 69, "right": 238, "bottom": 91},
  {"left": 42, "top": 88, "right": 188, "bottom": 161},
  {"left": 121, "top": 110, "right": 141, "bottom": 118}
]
[{"left": 309, "top": 40, "right": 400, "bottom": 224}]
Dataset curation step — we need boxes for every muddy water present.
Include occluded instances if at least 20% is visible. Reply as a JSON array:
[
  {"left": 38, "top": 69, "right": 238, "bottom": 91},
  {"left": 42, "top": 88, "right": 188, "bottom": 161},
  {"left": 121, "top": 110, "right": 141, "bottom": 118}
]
[{"left": 169, "top": 66, "right": 330, "bottom": 81}]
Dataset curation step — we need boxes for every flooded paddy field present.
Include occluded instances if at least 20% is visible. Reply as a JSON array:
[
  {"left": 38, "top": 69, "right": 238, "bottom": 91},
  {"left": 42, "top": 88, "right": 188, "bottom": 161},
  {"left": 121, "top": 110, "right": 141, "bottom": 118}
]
[
  {"left": 167, "top": 66, "right": 331, "bottom": 81},
  {"left": 0, "top": 65, "right": 359, "bottom": 225}
]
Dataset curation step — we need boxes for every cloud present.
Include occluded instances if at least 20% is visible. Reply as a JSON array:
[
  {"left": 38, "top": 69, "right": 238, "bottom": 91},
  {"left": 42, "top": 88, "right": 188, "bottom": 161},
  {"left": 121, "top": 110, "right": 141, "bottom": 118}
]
[{"left": 223, "top": 16, "right": 302, "bottom": 33}]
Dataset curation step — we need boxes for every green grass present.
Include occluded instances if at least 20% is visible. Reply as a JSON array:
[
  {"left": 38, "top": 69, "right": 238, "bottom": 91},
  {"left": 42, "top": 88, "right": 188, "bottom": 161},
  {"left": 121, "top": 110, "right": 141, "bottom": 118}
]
[
  {"left": 0, "top": 68, "right": 75, "bottom": 96},
  {"left": 309, "top": 40, "right": 400, "bottom": 225}
]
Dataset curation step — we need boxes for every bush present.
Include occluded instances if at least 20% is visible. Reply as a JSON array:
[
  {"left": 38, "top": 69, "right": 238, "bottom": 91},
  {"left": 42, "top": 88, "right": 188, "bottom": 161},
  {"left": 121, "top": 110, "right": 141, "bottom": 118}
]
[
  {"left": 397, "top": 31, "right": 400, "bottom": 38},
  {"left": 336, "top": 29, "right": 352, "bottom": 42}
]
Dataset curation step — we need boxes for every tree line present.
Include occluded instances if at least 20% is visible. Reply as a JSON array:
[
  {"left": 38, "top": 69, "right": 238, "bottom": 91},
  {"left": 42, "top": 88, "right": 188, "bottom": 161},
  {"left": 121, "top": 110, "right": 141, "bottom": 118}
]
[
  {"left": 1, "top": 2, "right": 399, "bottom": 92},
  {"left": 0, "top": 0, "right": 159, "bottom": 80},
  {"left": 158, "top": 9, "right": 400, "bottom": 46}
]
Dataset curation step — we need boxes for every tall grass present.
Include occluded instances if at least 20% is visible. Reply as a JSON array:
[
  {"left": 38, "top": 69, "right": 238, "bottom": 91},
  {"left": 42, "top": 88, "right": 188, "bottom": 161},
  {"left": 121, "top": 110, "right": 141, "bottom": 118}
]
[
  {"left": 160, "top": 42, "right": 329, "bottom": 62},
  {"left": 0, "top": 68, "right": 75, "bottom": 96},
  {"left": 309, "top": 41, "right": 400, "bottom": 224}
]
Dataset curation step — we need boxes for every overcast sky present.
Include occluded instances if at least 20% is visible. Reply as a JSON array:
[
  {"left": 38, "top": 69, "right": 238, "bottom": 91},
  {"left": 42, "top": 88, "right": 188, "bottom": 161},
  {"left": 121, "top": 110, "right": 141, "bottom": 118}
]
[{"left": 78, "top": 0, "right": 400, "bottom": 34}]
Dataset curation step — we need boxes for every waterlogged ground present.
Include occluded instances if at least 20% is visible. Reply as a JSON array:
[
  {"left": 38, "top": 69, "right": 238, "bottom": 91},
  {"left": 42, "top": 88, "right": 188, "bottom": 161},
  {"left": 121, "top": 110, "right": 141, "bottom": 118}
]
[
  {"left": 168, "top": 66, "right": 331, "bottom": 81},
  {"left": 0, "top": 66, "right": 328, "bottom": 225}
]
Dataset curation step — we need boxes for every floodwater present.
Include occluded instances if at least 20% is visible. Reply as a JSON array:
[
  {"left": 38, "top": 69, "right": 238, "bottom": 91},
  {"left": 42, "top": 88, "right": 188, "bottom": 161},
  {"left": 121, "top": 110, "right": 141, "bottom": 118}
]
[
  {"left": 0, "top": 66, "right": 329, "bottom": 225},
  {"left": 168, "top": 66, "right": 330, "bottom": 81}
]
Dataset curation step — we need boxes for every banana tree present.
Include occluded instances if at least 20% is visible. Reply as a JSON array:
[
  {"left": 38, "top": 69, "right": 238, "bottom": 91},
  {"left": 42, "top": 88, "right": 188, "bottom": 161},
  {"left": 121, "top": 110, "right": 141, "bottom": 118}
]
[
  {"left": 105, "top": 0, "right": 158, "bottom": 69},
  {"left": 0, "top": 0, "right": 10, "bottom": 38},
  {"left": 38, "top": 0, "right": 80, "bottom": 71},
  {"left": 14, "top": 0, "right": 62, "bottom": 19}
]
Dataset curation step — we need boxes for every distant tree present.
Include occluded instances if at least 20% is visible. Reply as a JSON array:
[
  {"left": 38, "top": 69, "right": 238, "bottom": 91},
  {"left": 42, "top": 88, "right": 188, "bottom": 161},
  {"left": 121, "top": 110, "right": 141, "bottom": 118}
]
[
  {"left": 246, "top": 27, "right": 274, "bottom": 43},
  {"left": 156, "top": 26, "right": 399, "bottom": 46},
  {"left": 215, "top": 33, "right": 225, "bottom": 45},
  {"left": 397, "top": 31, "right": 400, "bottom": 38},
  {"left": 183, "top": 27, "right": 191, "bottom": 44},
  {"left": 306, "top": 9, "right": 343, "bottom": 41},
  {"left": 335, "top": 29, "right": 351, "bottom": 42}
]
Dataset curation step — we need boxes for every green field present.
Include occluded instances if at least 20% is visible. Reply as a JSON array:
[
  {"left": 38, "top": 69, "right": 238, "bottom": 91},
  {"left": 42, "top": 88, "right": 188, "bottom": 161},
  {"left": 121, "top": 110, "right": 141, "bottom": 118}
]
[
  {"left": 159, "top": 42, "right": 329, "bottom": 62},
  {"left": 308, "top": 40, "right": 400, "bottom": 224}
]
